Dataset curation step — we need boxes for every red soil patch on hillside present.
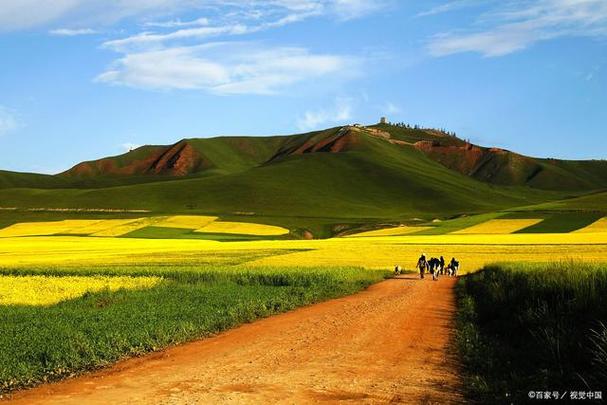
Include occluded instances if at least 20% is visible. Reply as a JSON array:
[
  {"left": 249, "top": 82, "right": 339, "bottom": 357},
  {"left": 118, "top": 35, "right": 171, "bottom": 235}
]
[
  {"left": 415, "top": 141, "right": 489, "bottom": 176},
  {"left": 66, "top": 141, "right": 210, "bottom": 177},
  {"left": 414, "top": 140, "right": 539, "bottom": 185}
]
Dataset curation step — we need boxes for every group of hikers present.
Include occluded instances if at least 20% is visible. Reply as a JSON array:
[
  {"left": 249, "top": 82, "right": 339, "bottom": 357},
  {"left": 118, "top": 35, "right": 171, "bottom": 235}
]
[{"left": 393, "top": 254, "right": 460, "bottom": 280}]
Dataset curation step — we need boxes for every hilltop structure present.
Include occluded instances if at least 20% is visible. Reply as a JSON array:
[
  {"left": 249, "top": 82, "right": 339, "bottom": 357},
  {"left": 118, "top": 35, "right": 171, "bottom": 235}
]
[{"left": 380, "top": 117, "right": 387, "bottom": 124}]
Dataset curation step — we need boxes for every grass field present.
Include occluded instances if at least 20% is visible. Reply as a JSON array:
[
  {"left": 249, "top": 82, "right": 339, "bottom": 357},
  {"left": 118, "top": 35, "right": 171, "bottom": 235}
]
[
  {"left": 0, "top": 264, "right": 387, "bottom": 393},
  {"left": 451, "top": 219, "right": 542, "bottom": 234},
  {"left": 456, "top": 262, "right": 607, "bottom": 402},
  {"left": 574, "top": 216, "right": 607, "bottom": 233},
  {"left": 514, "top": 212, "right": 604, "bottom": 233},
  {"left": 1, "top": 210, "right": 606, "bottom": 395}
]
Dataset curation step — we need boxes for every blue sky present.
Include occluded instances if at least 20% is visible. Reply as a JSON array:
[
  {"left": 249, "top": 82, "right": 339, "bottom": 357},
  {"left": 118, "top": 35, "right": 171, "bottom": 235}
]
[{"left": 0, "top": 0, "right": 606, "bottom": 174}]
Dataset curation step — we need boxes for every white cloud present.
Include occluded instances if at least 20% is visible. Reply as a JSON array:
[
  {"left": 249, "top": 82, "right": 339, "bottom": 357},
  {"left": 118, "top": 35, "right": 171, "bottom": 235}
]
[
  {"left": 101, "top": 1, "right": 385, "bottom": 52},
  {"left": 0, "top": 106, "right": 19, "bottom": 136},
  {"left": 96, "top": 43, "right": 352, "bottom": 95},
  {"left": 427, "top": 0, "right": 607, "bottom": 57},
  {"left": 103, "top": 24, "right": 250, "bottom": 52},
  {"left": 383, "top": 101, "right": 400, "bottom": 114},
  {"left": 0, "top": 0, "right": 193, "bottom": 31},
  {"left": 417, "top": 0, "right": 490, "bottom": 17},
  {"left": 0, "top": 1, "right": 385, "bottom": 32},
  {"left": 49, "top": 28, "right": 97, "bottom": 36},
  {"left": 297, "top": 97, "right": 354, "bottom": 130},
  {"left": 143, "top": 17, "right": 210, "bottom": 28},
  {"left": 331, "top": 0, "right": 388, "bottom": 20}
]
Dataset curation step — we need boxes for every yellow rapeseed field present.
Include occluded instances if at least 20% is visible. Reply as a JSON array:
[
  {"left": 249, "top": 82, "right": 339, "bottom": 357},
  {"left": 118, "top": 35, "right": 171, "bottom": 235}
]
[
  {"left": 345, "top": 226, "right": 431, "bottom": 237},
  {"left": 574, "top": 217, "right": 607, "bottom": 233},
  {"left": 196, "top": 221, "right": 290, "bottom": 236},
  {"left": 71, "top": 219, "right": 143, "bottom": 235},
  {"left": 0, "top": 275, "right": 162, "bottom": 306},
  {"left": 0, "top": 232, "right": 605, "bottom": 274},
  {"left": 452, "top": 219, "right": 543, "bottom": 234},
  {"left": 91, "top": 217, "right": 170, "bottom": 237},
  {"left": 154, "top": 215, "right": 217, "bottom": 229},
  {"left": 0, "top": 216, "right": 287, "bottom": 238},
  {"left": 0, "top": 220, "right": 104, "bottom": 237}
]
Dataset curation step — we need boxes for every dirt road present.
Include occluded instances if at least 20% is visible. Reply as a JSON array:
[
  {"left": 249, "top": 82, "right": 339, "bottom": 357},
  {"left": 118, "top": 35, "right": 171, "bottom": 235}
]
[{"left": 8, "top": 276, "right": 463, "bottom": 404}]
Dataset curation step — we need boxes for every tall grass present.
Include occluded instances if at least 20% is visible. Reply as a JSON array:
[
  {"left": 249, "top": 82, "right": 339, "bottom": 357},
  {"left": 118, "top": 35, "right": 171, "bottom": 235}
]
[
  {"left": 0, "top": 265, "right": 388, "bottom": 394},
  {"left": 456, "top": 261, "right": 607, "bottom": 402}
]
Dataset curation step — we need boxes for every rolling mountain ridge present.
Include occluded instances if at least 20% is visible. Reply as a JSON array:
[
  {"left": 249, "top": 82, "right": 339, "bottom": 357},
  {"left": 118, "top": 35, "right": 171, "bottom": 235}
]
[{"left": 0, "top": 123, "right": 604, "bottom": 236}]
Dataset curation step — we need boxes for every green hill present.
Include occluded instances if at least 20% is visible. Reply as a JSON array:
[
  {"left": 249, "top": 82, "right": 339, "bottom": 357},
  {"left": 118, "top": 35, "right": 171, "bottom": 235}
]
[
  {"left": 0, "top": 170, "right": 68, "bottom": 189},
  {"left": 0, "top": 124, "right": 603, "bottom": 236},
  {"left": 377, "top": 124, "right": 607, "bottom": 191}
]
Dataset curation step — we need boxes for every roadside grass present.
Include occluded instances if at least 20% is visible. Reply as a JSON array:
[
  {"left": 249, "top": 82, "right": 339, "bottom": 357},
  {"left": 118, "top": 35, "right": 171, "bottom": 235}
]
[
  {"left": 0, "top": 265, "right": 388, "bottom": 394},
  {"left": 456, "top": 262, "right": 607, "bottom": 403}
]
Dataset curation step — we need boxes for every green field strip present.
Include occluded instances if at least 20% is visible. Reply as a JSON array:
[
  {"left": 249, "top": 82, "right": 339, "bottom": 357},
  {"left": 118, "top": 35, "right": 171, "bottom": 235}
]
[
  {"left": 123, "top": 226, "right": 282, "bottom": 241},
  {"left": 515, "top": 212, "right": 604, "bottom": 233}
]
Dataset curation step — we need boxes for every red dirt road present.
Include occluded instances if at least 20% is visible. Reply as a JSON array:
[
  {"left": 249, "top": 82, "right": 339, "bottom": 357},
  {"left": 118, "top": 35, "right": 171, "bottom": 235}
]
[{"left": 7, "top": 276, "right": 463, "bottom": 404}]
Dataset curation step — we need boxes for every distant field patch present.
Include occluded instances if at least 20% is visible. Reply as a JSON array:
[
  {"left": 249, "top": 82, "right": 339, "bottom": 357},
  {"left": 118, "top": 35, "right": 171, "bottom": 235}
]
[
  {"left": 91, "top": 217, "right": 168, "bottom": 237},
  {"left": 452, "top": 219, "right": 542, "bottom": 234},
  {"left": 154, "top": 215, "right": 217, "bottom": 229},
  {"left": 124, "top": 226, "right": 273, "bottom": 241},
  {"left": 0, "top": 275, "right": 161, "bottom": 306},
  {"left": 514, "top": 212, "right": 604, "bottom": 233},
  {"left": 70, "top": 219, "right": 143, "bottom": 235},
  {"left": 574, "top": 217, "right": 607, "bottom": 233},
  {"left": 346, "top": 226, "right": 431, "bottom": 237},
  {"left": 0, "top": 220, "right": 108, "bottom": 237},
  {"left": 196, "top": 221, "right": 289, "bottom": 236},
  {"left": 414, "top": 212, "right": 504, "bottom": 235}
]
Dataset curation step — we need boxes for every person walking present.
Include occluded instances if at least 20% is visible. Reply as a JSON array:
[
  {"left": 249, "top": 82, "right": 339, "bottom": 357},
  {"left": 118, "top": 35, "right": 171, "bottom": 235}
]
[
  {"left": 416, "top": 254, "right": 428, "bottom": 279},
  {"left": 450, "top": 257, "right": 459, "bottom": 277}
]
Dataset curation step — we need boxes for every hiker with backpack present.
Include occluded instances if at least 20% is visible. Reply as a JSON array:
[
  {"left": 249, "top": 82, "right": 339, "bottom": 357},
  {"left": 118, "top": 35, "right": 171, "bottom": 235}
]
[
  {"left": 416, "top": 254, "right": 428, "bottom": 279},
  {"left": 429, "top": 257, "right": 440, "bottom": 281},
  {"left": 450, "top": 257, "right": 459, "bottom": 277}
]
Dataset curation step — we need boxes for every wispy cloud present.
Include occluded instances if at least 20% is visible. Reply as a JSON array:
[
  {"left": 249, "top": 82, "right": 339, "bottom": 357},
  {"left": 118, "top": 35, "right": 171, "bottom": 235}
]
[
  {"left": 143, "top": 17, "right": 210, "bottom": 28},
  {"left": 0, "top": 0, "right": 193, "bottom": 31},
  {"left": 427, "top": 0, "right": 607, "bottom": 57},
  {"left": 94, "top": 1, "right": 375, "bottom": 95},
  {"left": 0, "top": 1, "right": 385, "bottom": 32},
  {"left": 49, "top": 28, "right": 97, "bottom": 36},
  {"left": 96, "top": 43, "right": 354, "bottom": 95},
  {"left": 102, "top": 1, "right": 385, "bottom": 52},
  {"left": 0, "top": 106, "right": 19, "bottom": 136},
  {"left": 417, "top": 0, "right": 488, "bottom": 17},
  {"left": 102, "top": 24, "right": 250, "bottom": 52},
  {"left": 297, "top": 97, "right": 354, "bottom": 130},
  {"left": 383, "top": 101, "right": 400, "bottom": 114}
]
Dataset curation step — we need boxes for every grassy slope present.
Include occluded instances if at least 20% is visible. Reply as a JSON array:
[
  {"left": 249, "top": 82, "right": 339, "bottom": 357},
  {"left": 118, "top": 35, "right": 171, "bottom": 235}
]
[
  {"left": 512, "top": 190, "right": 607, "bottom": 212},
  {"left": 59, "top": 136, "right": 292, "bottom": 184},
  {"left": 1, "top": 126, "right": 601, "bottom": 235},
  {"left": 0, "top": 134, "right": 563, "bottom": 225},
  {"left": 0, "top": 170, "right": 68, "bottom": 189},
  {"left": 371, "top": 124, "right": 607, "bottom": 191}
]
